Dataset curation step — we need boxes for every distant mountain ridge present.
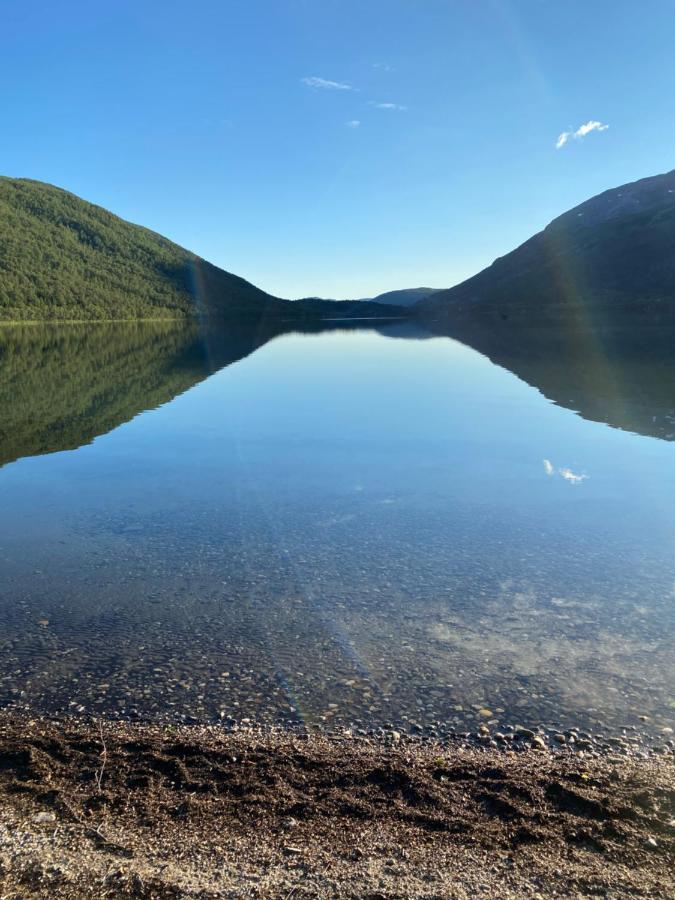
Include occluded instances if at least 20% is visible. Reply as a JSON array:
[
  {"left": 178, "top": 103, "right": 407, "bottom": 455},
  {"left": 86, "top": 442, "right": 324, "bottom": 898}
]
[
  {"left": 419, "top": 169, "right": 675, "bottom": 327},
  {"left": 360, "top": 288, "right": 442, "bottom": 307},
  {"left": 298, "top": 287, "right": 441, "bottom": 308},
  {"left": 0, "top": 178, "right": 399, "bottom": 322}
]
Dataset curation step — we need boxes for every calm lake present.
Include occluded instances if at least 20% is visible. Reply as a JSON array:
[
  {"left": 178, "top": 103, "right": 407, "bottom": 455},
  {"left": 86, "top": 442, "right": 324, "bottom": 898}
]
[{"left": 1, "top": 320, "right": 674, "bottom": 734}]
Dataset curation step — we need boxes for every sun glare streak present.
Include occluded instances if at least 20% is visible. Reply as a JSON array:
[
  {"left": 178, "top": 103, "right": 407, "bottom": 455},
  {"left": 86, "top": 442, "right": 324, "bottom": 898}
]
[
  {"left": 489, "top": 0, "right": 552, "bottom": 102},
  {"left": 539, "top": 222, "right": 632, "bottom": 436}
]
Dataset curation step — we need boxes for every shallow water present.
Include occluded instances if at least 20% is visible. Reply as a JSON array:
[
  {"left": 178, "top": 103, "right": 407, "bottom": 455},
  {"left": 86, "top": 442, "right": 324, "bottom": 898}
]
[{"left": 0, "top": 320, "right": 673, "bottom": 733}]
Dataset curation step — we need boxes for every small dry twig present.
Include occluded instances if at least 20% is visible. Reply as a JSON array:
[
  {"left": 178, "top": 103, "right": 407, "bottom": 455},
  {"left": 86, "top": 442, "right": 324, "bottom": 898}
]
[{"left": 95, "top": 720, "right": 107, "bottom": 792}]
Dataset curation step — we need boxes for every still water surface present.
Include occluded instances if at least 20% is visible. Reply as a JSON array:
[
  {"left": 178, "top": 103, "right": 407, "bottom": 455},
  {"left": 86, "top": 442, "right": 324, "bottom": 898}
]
[{"left": 0, "top": 321, "right": 673, "bottom": 733}]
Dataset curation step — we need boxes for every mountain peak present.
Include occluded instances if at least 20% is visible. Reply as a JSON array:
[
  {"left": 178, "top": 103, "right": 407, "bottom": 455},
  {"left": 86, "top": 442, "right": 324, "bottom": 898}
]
[{"left": 549, "top": 168, "right": 675, "bottom": 232}]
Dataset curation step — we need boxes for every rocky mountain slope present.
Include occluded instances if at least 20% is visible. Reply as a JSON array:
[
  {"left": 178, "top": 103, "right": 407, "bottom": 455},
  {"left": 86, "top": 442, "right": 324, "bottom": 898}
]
[{"left": 420, "top": 169, "right": 675, "bottom": 328}]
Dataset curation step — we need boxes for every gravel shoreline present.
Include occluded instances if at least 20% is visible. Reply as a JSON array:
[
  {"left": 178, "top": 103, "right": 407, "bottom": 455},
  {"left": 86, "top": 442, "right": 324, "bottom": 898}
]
[{"left": 0, "top": 714, "right": 673, "bottom": 898}]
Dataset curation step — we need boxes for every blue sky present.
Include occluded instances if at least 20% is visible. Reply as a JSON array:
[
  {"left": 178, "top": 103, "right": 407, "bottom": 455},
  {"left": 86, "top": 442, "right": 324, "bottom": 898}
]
[{"left": 3, "top": 0, "right": 675, "bottom": 299}]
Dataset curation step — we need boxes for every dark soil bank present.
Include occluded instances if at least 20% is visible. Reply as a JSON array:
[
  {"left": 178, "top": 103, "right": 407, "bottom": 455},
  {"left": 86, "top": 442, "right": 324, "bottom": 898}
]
[{"left": 0, "top": 715, "right": 673, "bottom": 898}]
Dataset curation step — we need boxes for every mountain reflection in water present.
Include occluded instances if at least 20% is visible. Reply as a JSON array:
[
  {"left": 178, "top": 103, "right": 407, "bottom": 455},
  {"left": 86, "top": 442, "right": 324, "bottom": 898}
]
[
  {"left": 0, "top": 319, "right": 433, "bottom": 469},
  {"left": 430, "top": 320, "right": 675, "bottom": 443},
  {"left": 2, "top": 320, "right": 674, "bottom": 473},
  {"left": 0, "top": 319, "right": 673, "bottom": 734}
]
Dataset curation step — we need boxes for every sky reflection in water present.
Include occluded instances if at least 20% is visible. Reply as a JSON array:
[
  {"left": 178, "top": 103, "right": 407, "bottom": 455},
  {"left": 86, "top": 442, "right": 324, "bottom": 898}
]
[{"left": 0, "top": 323, "right": 673, "bottom": 733}]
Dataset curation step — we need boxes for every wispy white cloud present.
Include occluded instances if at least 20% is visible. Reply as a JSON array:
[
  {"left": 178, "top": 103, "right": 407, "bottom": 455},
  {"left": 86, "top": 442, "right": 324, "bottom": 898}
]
[
  {"left": 372, "top": 62, "right": 394, "bottom": 72},
  {"left": 370, "top": 101, "right": 407, "bottom": 111},
  {"left": 575, "top": 120, "right": 609, "bottom": 137},
  {"left": 346, "top": 119, "right": 361, "bottom": 129},
  {"left": 543, "top": 459, "right": 555, "bottom": 476},
  {"left": 301, "top": 76, "right": 353, "bottom": 91},
  {"left": 555, "top": 120, "right": 609, "bottom": 149}
]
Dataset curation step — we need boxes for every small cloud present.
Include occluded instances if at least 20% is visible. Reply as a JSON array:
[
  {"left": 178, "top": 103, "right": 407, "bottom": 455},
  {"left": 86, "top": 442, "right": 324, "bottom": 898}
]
[
  {"left": 372, "top": 63, "right": 394, "bottom": 72},
  {"left": 346, "top": 119, "right": 361, "bottom": 129},
  {"left": 301, "top": 76, "right": 353, "bottom": 91},
  {"left": 555, "top": 119, "right": 609, "bottom": 149},
  {"left": 370, "top": 101, "right": 407, "bottom": 111},
  {"left": 575, "top": 120, "right": 609, "bottom": 138},
  {"left": 543, "top": 459, "right": 554, "bottom": 476}
]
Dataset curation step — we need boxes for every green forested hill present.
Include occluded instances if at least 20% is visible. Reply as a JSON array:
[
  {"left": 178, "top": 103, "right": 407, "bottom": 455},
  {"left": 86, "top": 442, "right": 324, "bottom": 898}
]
[{"left": 0, "top": 177, "right": 288, "bottom": 321}]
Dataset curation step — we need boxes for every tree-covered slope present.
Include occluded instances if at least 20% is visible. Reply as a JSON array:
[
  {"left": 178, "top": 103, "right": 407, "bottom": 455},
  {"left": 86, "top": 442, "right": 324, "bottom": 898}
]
[
  {"left": 0, "top": 177, "right": 288, "bottom": 321},
  {"left": 420, "top": 169, "right": 675, "bottom": 328},
  {"left": 0, "top": 177, "right": 403, "bottom": 322}
]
